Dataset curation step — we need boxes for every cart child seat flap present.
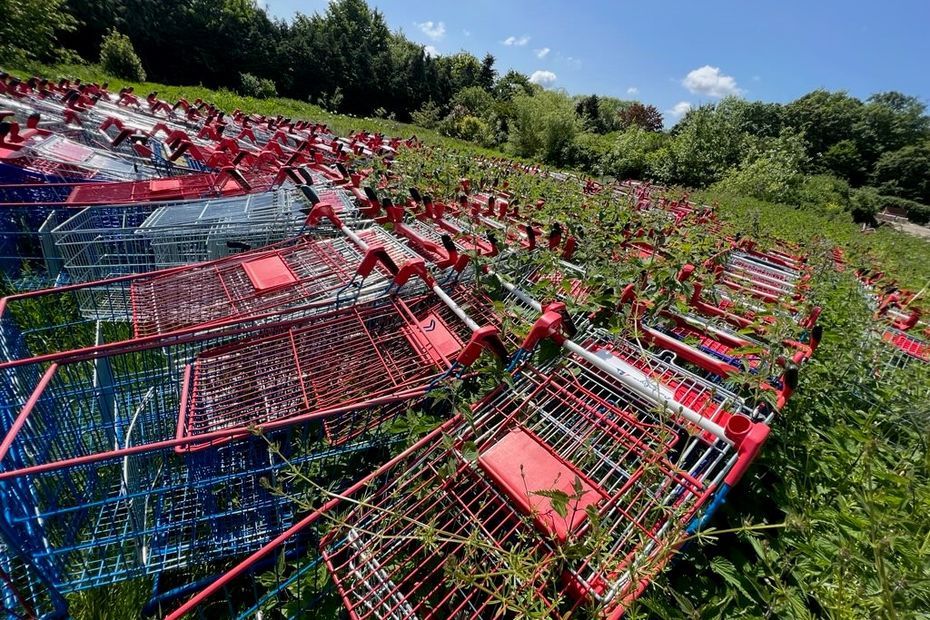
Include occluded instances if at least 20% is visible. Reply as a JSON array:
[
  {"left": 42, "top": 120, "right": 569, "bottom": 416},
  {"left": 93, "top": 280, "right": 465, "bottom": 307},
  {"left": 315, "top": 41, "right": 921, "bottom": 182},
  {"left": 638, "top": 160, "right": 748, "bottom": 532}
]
[
  {"left": 242, "top": 255, "right": 298, "bottom": 291},
  {"left": 479, "top": 427, "right": 607, "bottom": 543}
]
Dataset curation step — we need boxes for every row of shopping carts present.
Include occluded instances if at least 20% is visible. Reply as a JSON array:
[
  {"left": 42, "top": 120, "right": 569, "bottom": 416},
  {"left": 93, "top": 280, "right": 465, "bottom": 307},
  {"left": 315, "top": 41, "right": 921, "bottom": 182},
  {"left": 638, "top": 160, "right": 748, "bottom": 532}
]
[
  {"left": 156, "top": 191, "right": 822, "bottom": 619},
  {"left": 0, "top": 74, "right": 408, "bottom": 289},
  {"left": 0, "top": 75, "right": 823, "bottom": 619},
  {"left": 854, "top": 266, "right": 929, "bottom": 368}
]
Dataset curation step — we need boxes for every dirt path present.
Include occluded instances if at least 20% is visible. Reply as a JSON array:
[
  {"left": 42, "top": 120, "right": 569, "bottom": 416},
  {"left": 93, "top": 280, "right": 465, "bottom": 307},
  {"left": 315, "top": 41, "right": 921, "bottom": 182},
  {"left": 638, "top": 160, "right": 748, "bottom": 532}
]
[{"left": 884, "top": 220, "right": 930, "bottom": 240}]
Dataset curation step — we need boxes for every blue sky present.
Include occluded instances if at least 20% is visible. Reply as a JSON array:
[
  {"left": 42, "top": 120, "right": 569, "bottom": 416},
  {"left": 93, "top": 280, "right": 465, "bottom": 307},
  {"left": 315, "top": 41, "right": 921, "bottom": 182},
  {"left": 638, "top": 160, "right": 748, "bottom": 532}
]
[{"left": 262, "top": 0, "right": 930, "bottom": 122}]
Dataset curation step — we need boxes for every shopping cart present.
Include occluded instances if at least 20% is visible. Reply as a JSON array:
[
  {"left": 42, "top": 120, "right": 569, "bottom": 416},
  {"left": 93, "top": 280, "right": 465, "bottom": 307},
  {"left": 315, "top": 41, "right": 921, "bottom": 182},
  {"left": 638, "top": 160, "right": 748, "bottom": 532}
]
[
  {"left": 51, "top": 184, "right": 350, "bottom": 282},
  {"left": 715, "top": 252, "right": 808, "bottom": 303},
  {"left": 167, "top": 316, "right": 768, "bottom": 619},
  {"left": 881, "top": 327, "right": 930, "bottom": 367},
  {"left": 175, "top": 284, "right": 507, "bottom": 449},
  {"left": 687, "top": 280, "right": 822, "bottom": 332},
  {"left": 2, "top": 133, "right": 149, "bottom": 182},
  {"left": 0, "top": 285, "right": 507, "bottom": 606},
  {"left": 319, "top": 316, "right": 767, "bottom": 618},
  {"left": 0, "top": 537, "right": 67, "bottom": 620},
  {"left": 0, "top": 227, "right": 421, "bottom": 370},
  {"left": 129, "top": 226, "right": 420, "bottom": 337}
]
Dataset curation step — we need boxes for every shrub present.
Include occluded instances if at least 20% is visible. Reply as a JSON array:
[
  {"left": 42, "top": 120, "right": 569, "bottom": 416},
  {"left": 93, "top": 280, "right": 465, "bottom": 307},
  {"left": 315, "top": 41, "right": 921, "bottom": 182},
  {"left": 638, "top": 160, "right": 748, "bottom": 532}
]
[
  {"left": 599, "top": 126, "right": 666, "bottom": 180},
  {"left": 564, "top": 132, "right": 611, "bottom": 172},
  {"left": 452, "top": 115, "right": 492, "bottom": 145},
  {"left": 238, "top": 72, "right": 277, "bottom": 99},
  {"left": 713, "top": 130, "right": 808, "bottom": 203},
  {"left": 507, "top": 90, "right": 580, "bottom": 166},
  {"left": 410, "top": 100, "right": 442, "bottom": 129},
  {"left": 849, "top": 187, "right": 881, "bottom": 223},
  {"left": 99, "top": 29, "right": 146, "bottom": 82}
]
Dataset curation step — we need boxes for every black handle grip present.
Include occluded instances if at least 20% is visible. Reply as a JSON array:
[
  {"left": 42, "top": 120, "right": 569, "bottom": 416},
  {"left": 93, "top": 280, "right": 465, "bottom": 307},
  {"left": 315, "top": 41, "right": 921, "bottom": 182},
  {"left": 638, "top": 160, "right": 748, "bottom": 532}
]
[
  {"left": 440, "top": 234, "right": 457, "bottom": 254},
  {"left": 487, "top": 337, "right": 509, "bottom": 362},
  {"left": 299, "top": 185, "right": 321, "bottom": 205},
  {"left": 297, "top": 167, "right": 315, "bottom": 185},
  {"left": 409, "top": 187, "right": 422, "bottom": 202},
  {"left": 363, "top": 186, "right": 379, "bottom": 203},
  {"left": 811, "top": 324, "right": 823, "bottom": 343},
  {"left": 226, "top": 241, "right": 252, "bottom": 251},
  {"left": 486, "top": 232, "right": 499, "bottom": 253},
  {"left": 561, "top": 310, "right": 578, "bottom": 338}
]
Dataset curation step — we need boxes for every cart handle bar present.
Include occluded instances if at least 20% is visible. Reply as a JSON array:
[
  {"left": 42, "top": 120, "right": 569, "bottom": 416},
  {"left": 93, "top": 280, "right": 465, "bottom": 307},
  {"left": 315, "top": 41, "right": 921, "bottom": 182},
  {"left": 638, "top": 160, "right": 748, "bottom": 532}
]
[{"left": 497, "top": 274, "right": 736, "bottom": 445}]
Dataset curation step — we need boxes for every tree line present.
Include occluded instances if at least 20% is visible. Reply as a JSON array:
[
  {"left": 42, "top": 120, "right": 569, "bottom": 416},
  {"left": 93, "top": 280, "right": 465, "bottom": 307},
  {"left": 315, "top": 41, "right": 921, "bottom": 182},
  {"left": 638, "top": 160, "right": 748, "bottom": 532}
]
[{"left": 3, "top": 0, "right": 929, "bottom": 221}]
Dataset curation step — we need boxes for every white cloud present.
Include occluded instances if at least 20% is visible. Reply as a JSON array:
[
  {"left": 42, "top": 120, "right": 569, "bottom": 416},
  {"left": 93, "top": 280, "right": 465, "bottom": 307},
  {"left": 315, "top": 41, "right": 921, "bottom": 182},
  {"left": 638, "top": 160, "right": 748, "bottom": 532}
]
[
  {"left": 529, "top": 70, "right": 557, "bottom": 86},
  {"left": 626, "top": 86, "right": 639, "bottom": 95},
  {"left": 463, "top": 29, "right": 471, "bottom": 37},
  {"left": 535, "top": 47, "right": 550, "bottom": 59},
  {"left": 503, "top": 35, "right": 531, "bottom": 46},
  {"left": 415, "top": 21, "right": 446, "bottom": 40},
  {"left": 752, "top": 75, "right": 761, "bottom": 82},
  {"left": 682, "top": 65, "right": 742, "bottom": 98},
  {"left": 667, "top": 101, "right": 693, "bottom": 118},
  {"left": 424, "top": 45, "right": 439, "bottom": 57}
]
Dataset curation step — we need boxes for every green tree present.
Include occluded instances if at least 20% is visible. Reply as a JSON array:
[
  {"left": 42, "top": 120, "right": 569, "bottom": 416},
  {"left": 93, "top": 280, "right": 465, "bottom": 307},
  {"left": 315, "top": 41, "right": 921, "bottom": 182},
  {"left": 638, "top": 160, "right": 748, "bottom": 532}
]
[
  {"left": 439, "top": 52, "right": 483, "bottom": 94},
  {"left": 715, "top": 130, "right": 810, "bottom": 203},
  {"left": 870, "top": 142, "right": 930, "bottom": 204},
  {"left": 410, "top": 100, "right": 442, "bottom": 129},
  {"left": 600, "top": 126, "right": 667, "bottom": 179},
  {"left": 657, "top": 104, "right": 747, "bottom": 186},
  {"left": 493, "top": 70, "right": 534, "bottom": 100},
  {"left": 784, "top": 90, "right": 864, "bottom": 164},
  {"left": 595, "top": 96, "right": 632, "bottom": 133},
  {"left": 854, "top": 92, "right": 930, "bottom": 166},
  {"left": 508, "top": 90, "right": 580, "bottom": 166},
  {"left": 450, "top": 86, "right": 494, "bottom": 118},
  {"left": 0, "top": 0, "right": 76, "bottom": 62},
  {"left": 616, "top": 102, "right": 663, "bottom": 132},
  {"left": 575, "top": 95, "right": 603, "bottom": 133},
  {"left": 61, "top": 0, "right": 124, "bottom": 60},
  {"left": 821, "top": 139, "right": 867, "bottom": 186},
  {"left": 477, "top": 53, "right": 496, "bottom": 91},
  {"left": 716, "top": 97, "right": 786, "bottom": 138}
]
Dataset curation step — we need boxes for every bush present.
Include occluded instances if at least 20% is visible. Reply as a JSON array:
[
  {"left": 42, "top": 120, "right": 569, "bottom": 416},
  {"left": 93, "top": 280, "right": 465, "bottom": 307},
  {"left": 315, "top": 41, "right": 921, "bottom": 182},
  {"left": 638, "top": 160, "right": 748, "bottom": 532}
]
[
  {"left": 849, "top": 187, "right": 881, "bottom": 223},
  {"left": 238, "top": 72, "right": 277, "bottom": 99},
  {"left": 599, "top": 126, "right": 667, "bottom": 180},
  {"left": 652, "top": 105, "right": 747, "bottom": 186},
  {"left": 564, "top": 132, "right": 611, "bottom": 172},
  {"left": 507, "top": 90, "right": 580, "bottom": 166},
  {"left": 99, "top": 29, "right": 145, "bottom": 82},
  {"left": 713, "top": 130, "right": 808, "bottom": 203},
  {"left": 410, "top": 100, "right": 442, "bottom": 129}
]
